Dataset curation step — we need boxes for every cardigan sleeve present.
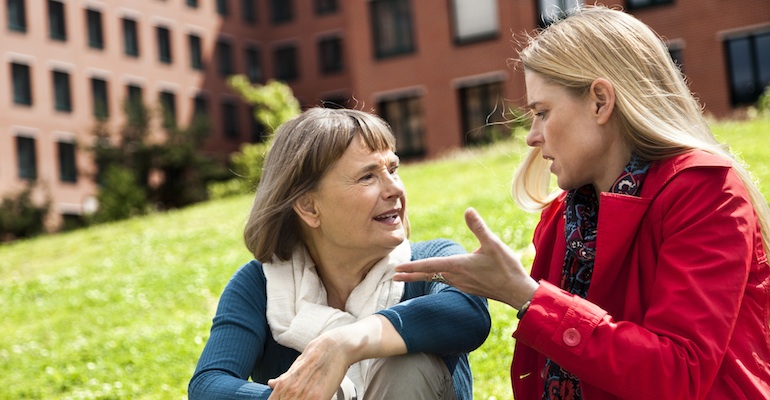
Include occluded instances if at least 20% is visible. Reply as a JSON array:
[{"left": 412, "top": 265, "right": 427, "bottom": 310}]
[
  {"left": 514, "top": 166, "right": 760, "bottom": 399},
  {"left": 188, "top": 261, "right": 274, "bottom": 400},
  {"left": 376, "top": 239, "right": 491, "bottom": 355}
]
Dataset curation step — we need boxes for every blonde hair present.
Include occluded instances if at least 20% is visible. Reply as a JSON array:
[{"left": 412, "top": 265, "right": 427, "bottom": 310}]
[
  {"left": 244, "top": 107, "right": 410, "bottom": 261},
  {"left": 512, "top": 5, "right": 770, "bottom": 253}
]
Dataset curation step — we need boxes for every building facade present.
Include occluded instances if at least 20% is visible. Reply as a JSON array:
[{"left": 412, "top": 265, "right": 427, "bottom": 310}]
[{"left": 1, "top": 0, "right": 769, "bottom": 231}]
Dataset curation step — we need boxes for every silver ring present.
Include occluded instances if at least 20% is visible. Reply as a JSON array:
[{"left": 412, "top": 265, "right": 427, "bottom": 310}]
[{"left": 431, "top": 272, "right": 449, "bottom": 284}]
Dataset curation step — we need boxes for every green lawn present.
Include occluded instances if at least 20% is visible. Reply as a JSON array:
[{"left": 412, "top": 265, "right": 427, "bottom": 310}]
[{"left": 1, "top": 117, "right": 768, "bottom": 399}]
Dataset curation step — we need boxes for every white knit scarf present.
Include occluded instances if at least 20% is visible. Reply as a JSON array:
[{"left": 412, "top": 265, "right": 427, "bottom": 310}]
[{"left": 263, "top": 240, "right": 410, "bottom": 396}]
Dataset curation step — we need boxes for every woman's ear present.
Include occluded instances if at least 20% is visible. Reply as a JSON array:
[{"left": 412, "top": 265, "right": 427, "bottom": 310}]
[
  {"left": 589, "top": 78, "right": 616, "bottom": 125},
  {"left": 293, "top": 193, "right": 321, "bottom": 228}
]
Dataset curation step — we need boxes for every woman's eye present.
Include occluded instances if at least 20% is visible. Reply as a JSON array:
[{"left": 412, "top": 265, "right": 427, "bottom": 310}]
[
  {"left": 360, "top": 173, "right": 374, "bottom": 182},
  {"left": 390, "top": 165, "right": 399, "bottom": 174}
]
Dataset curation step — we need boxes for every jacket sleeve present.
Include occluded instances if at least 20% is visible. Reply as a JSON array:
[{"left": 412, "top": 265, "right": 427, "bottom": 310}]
[
  {"left": 376, "top": 239, "right": 491, "bottom": 355},
  {"left": 515, "top": 167, "right": 757, "bottom": 399},
  {"left": 188, "top": 262, "right": 273, "bottom": 400}
]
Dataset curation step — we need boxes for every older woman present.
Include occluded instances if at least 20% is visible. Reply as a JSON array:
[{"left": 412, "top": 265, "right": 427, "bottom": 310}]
[
  {"left": 395, "top": 6, "right": 770, "bottom": 400},
  {"left": 188, "top": 107, "right": 490, "bottom": 400}
]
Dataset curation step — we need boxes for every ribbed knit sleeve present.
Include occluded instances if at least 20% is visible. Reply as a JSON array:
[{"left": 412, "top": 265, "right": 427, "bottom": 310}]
[
  {"left": 188, "top": 261, "right": 287, "bottom": 400},
  {"left": 376, "top": 239, "right": 491, "bottom": 399}
]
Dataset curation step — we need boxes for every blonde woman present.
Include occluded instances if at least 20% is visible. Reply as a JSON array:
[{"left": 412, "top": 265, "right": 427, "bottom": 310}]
[
  {"left": 395, "top": 5, "right": 770, "bottom": 399},
  {"left": 189, "top": 108, "right": 490, "bottom": 399}
]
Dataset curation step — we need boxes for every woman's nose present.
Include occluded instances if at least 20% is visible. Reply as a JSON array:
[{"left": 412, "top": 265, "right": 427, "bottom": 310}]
[
  {"left": 383, "top": 174, "right": 405, "bottom": 199},
  {"left": 526, "top": 126, "right": 543, "bottom": 148}
]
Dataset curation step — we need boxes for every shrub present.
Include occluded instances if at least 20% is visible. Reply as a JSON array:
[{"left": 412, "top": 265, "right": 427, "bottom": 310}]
[
  {"left": 756, "top": 85, "right": 770, "bottom": 116},
  {"left": 207, "top": 141, "right": 272, "bottom": 199},
  {"left": 90, "top": 165, "right": 147, "bottom": 223},
  {"left": 0, "top": 186, "right": 50, "bottom": 241}
]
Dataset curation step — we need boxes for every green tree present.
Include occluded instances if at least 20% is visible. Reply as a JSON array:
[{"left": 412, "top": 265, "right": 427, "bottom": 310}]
[{"left": 208, "top": 77, "right": 301, "bottom": 198}]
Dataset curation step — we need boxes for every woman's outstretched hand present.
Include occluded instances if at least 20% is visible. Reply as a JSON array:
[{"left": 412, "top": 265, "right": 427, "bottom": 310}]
[{"left": 394, "top": 208, "right": 538, "bottom": 309}]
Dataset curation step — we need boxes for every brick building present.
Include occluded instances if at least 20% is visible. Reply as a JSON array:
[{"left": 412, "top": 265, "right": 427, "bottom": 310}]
[{"left": 1, "top": 0, "right": 768, "bottom": 230}]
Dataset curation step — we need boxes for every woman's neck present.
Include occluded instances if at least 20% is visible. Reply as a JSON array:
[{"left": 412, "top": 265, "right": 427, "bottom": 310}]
[{"left": 304, "top": 242, "right": 382, "bottom": 310}]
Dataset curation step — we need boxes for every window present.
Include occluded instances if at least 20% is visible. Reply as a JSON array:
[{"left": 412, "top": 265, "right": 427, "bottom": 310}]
[
  {"left": 379, "top": 95, "right": 424, "bottom": 157},
  {"left": 86, "top": 9, "right": 104, "bottom": 49},
  {"left": 16, "top": 136, "right": 37, "bottom": 180},
  {"left": 189, "top": 34, "right": 203, "bottom": 70},
  {"left": 11, "top": 62, "right": 32, "bottom": 106},
  {"left": 537, "top": 0, "right": 582, "bottom": 26},
  {"left": 626, "top": 0, "right": 674, "bottom": 10},
  {"left": 270, "top": 0, "right": 293, "bottom": 23},
  {"left": 245, "top": 46, "right": 263, "bottom": 83},
  {"left": 274, "top": 45, "right": 299, "bottom": 82},
  {"left": 52, "top": 70, "right": 72, "bottom": 112},
  {"left": 217, "top": 0, "right": 229, "bottom": 16},
  {"left": 725, "top": 31, "right": 770, "bottom": 106},
  {"left": 315, "top": 0, "right": 338, "bottom": 15},
  {"left": 217, "top": 39, "right": 234, "bottom": 77},
  {"left": 450, "top": 0, "right": 498, "bottom": 44},
  {"left": 318, "top": 36, "right": 343, "bottom": 74},
  {"left": 249, "top": 106, "right": 267, "bottom": 142},
  {"left": 222, "top": 100, "right": 239, "bottom": 139},
  {"left": 458, "top": 81, "right": 505, "bottom": 146},
  {"left": 242, "top": 0, "right": 257, "bottom": 23},
  {"left": 48, "top": 0, "right": 66, "bottom": 41},
  {"left": 123, "top": 18, "right": 139, "bottom": 57},
  {"left": 159, "top": 91, "right": 176, "bottom": 129},
  {"left": 668, "top": 46, "right": 683, "bottom": 72},
  {"left": 157, "top": 26, "right": 172, "bottom": 64},
  {"left": 186, "top": 0, "right": 198, "bottom": 7},
  {"left": 126, "top": 85, "right": 143, "bottom": 105},
  {"left": 91, "top": 77, "right": 109, "bottom": 119},
  {"left": 7, "top": 0, "right": 27, "bottom": 32},
  {"left": 58, "top": 141, "right": 77, "bottom": 183},
  {"left": 126, "top": 84, "right": 143, "bottom": 111},
  {"left": 370, "top": 0, "right": 415, "bottom": 59},
  {"left": 193, "top": 94, "right": 207, "bottom": 119}
]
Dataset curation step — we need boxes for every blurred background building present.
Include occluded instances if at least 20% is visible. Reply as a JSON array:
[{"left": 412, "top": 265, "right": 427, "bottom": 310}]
[{"left": 1, "top": 0, "right": 768, "bottom": 230}]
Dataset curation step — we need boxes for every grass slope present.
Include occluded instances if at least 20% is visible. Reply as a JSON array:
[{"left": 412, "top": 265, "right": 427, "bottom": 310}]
[{"left": 1, "top": 118, "right": 768, "bottom": 399}]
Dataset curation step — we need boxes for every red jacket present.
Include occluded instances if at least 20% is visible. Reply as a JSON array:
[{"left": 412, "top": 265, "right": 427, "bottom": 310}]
[{"left": 511, "top": 151, "right": 770, "bottom": 399}]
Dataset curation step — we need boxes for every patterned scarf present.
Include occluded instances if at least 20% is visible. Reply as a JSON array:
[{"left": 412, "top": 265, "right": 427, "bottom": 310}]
[{"left": 543, "top": 154, "right": 650, "bottom": 400}]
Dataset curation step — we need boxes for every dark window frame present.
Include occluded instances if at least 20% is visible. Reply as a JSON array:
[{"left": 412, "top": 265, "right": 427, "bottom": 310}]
[
  {"left": 52, "top": 69, "right": 73, "bottom": 113},
  {"left": 122, "top": 18, "right": 139, "bottom": 57},
  {"left": 370, "top": 0, "right": 415, "bottom": 59},
  {"left": 221, "top": 100, "right": 239, "bottom": 140},
  {"left": 318, "top": 35, "right": 344, "bottom": 74},
  {"left": 378, "top": 94, "right": 424, "bottom": 158},
  {"left": 86, "top": 8, "right": 104, "bottom": 49},
  {"left": 274, "top": 44, "right": 299, "bottom": 82},
  {"left": 625, "top": 0, "right": 674, "bottom": 11},
  {"left": 270, "top": 0, "right": 293, "bottom": 24},
  {"left": 91, "top": 77, "right": 109, "bottom": 119},
  {"left": 58, "top": 141, "right": 78, "bottom": 183},
  {"left": 242, "top": 0, "right": 258, "bottom": 23},
  {"left": 11, "top": 62, "right": 32, "bottom": 106},
  {"left": 244, "top": 46, "right": 263, "bottom": 83},
  {"left": 48, "top": 0, "right": 67, "bottom": 41},
  {"left": 16, "top": 135, "right": 37, "bottom": 181},
  {"left": 217, "top": 0, "right": 229, "bottom": 16},
  {"left": 156, "top": 26, "right": 173, "bottom": 64},
  {"left": 536, "top": 0, "right": 583, "bottom": 27},
  {"left": 159, "top": 90, "right": 177, "bottom": 129},
  {"left": 216, "top": 39, "right": 235, "bottom": 77},
  {"left": 724, "top": 31, "right": 770, "bottom": 106},
  {"left": 315, "top": 0, "right": 338, "bottom": 15},
  {"left": 189, "top": 33, "right": 204, "bottom": 70},
  {"left": 7, "top": 0, "right": 27, "bottom": 33},
  {"left": 458, "top": 81, "right": 505, "bottom": 146}
]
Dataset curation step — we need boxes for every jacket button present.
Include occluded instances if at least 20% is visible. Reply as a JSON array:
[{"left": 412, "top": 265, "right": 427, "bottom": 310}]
[{"left": 562, "top": 328, "right": 581, "bottom": 347}]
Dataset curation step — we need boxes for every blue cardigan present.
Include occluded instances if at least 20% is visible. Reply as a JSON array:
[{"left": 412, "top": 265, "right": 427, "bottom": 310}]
[{"left": 189, "top": 239, "right": 491, "bottom": 399}]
